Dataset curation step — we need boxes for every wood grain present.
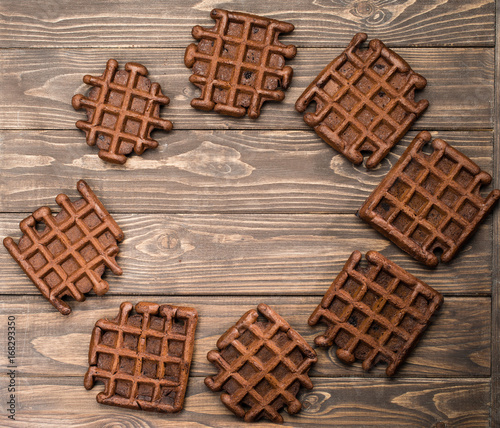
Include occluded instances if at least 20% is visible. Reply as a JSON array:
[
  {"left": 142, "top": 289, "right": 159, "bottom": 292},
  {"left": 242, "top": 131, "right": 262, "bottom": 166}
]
[
  {"left": 491, "top": 2, "right": 500, "bottom": 424},
  {"left": 0, "top": 47, "right": 493, "bottom": 130},
  {"left": 0, "top": 376, "right": 489, "bottom": 427},
  {"left": 0, "top": 0, "right": 494, "bottom": 48},
  {"left": 0, "top": 213, "right": 493, "bottom": 295},
  {"left": 0, "top": 130, "right": 494, "bottom": 214},
  {"left": 0, "top": 0, "right": 496, "bottom": 425},
  {"left": 0, "top": 295, "right": 490, "bottom": 379}
]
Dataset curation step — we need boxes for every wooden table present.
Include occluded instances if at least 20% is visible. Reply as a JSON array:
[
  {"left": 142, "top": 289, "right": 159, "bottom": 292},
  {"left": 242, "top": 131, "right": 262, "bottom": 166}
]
[{"left": 0, "top": 1, "right": 498, "bottom": 426}]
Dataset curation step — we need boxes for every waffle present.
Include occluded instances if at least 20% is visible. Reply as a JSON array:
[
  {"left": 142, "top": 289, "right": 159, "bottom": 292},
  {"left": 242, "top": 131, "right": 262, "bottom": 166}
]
[
  {"left": 3, "top": 180, "right": 124, "bottom": 315},
  {"left": 295, "top": 33, "right": 428, "bottom": 168},
  {"left": 205, "top": 303, "right": 317, "bottom": 423},
  {"left": 84, "top": 302, "right": 198, "bottom": 413},
  {"left": 308, "top": 251, "right": 443, "bottom": 376},
  {"left": 72, "top": 59, "right": 173, "bottom": 164},
  {"left": 184, "top": 9, "right": 297, "bottom": 119},
  {"left": 358, "top": 131, "right": 500, "bottom": 266}
]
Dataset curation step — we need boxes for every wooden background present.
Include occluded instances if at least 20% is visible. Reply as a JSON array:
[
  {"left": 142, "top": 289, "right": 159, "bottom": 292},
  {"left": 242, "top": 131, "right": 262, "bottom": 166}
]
[{"left": 0, "top": 0, "right": 498, "bottom": 426}]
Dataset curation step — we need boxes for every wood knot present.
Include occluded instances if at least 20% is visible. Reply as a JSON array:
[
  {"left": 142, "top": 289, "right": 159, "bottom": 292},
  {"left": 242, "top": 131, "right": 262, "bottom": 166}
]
[
  {"left": 352, "top": 1, "right": 375, "bottom": 18},
  {"left": 157, "top": 232, "right": 180, "bottom": 250}
]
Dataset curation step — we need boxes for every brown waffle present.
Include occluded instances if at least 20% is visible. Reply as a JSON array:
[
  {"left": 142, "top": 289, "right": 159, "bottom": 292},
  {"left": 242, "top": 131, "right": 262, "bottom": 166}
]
[
  {"left": 184, "top": 9, "right": 297, "bottom": 119},
  {"left": 205, "top": 303, "right": 317, "bottom": 423},
  {"left": 309, "top": 251, "right": 443, "bottom": 376},
  {"left": 295, "top": 33, "right": 428, "bottom": 168},
  {"left": 85, "top": 302, "right": 198, "bottom": 413},
  {"left": 358, "top": 131, "right": 500, "bottom": 267},
  {"left": 3, "top": 180, "right": 124, "bottom": 315},
  {"left": 72, "top": 59, "right": 173, "bottom": 164}
]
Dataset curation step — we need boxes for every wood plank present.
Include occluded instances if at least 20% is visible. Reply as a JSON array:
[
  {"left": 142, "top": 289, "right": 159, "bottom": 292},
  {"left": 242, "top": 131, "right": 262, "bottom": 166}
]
[
  {"left": 0, "top": 375, "right": 489, "bottom": 427},
  {"left": 493, "top": 209, "right": 499, "bottom": 425},
  {"left": 0, "top": 213, "right": 493, "bottom": 295},
  {"left": 0, "top": 47, "right": 493, "bottom": 130},
  {"left": 0, "top": 130, "right": 494, "bottom": 214},
  {"left": 0, "top": 0, "right": 494, "bottom": 48},
  {"left": 491, "top": 2, "right": 500, "bottom": 424},
  {"left": 0, "top": 295, "right": 490, "bottom": 379}
]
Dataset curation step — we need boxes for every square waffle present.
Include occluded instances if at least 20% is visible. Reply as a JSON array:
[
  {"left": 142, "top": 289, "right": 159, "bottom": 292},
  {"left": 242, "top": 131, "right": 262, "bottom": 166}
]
[
  {"left": 205, "top": 303, "right": 317, "bottom": 423},
  {"left": 3, "top": 180, "right": 124, "bottom": 315},
  {"left": 184, "top": 9, "right": 297, "bottom": 119},
  {"left": 72, "top": 59, "right": 173, "bottom": 164},
  {"left": 84, "top": 302, "right": 198, "bottom": 413},
  {"left": 358, "top": 131, "right": 500, "bottom": 266},
  {"left": 308, "top": 251, "right": 443, "bottom": 376},
  {"left": 295, "top": 33, "right": 428, "bottom": 168}
]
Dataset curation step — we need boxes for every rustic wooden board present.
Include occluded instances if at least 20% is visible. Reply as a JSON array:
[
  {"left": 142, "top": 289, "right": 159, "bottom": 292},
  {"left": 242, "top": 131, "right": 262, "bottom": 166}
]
[
  {"left": 491, "top": 2, "right": 500, "bottom": 424},
  {"left": 0, "top": 0, "right": 494, "bottom": 48},
  {"left": 0, "top": 0, "right": 497, "bottom": 426},
  {"left": 0, "top": 295, "right": 490, "bottom": 379},
  {"left": 0, "top": 131, "right": 494, "bottom": 213},
  {"left": 0, "top": 213, "right": 493, "bottom": 295},
  {"left": 0, "top": 48, "right": 493, "bottom": 130},
  {"left": 0, "top": 376, "right": 490, "bottom": 427}
]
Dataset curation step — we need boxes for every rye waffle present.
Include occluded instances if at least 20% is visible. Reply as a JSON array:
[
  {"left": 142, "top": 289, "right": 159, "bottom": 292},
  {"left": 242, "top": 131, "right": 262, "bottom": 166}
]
[
  {"left": 84, "top": 302, "right": 198, "bottom": 413},
  {"left": 3, "top": 180, "right": 124, "bottom": 315},
  {"left": 308, "top": 251, "right": 443, "bottom": 376},
  {"left": 205, "top": 303, "right": 317, "bottom": 423},
  {"left": 295, "top": 33, "right": 428, "bottom": 168},
  {"left": 184, "top": 9, "right": 297, "bottom": 119},
  {"left": 72, "top": 59, "right": 173, "bottom": 164},
  {"left": 358, "top": 131, "right": 500, "bottom": 266}
]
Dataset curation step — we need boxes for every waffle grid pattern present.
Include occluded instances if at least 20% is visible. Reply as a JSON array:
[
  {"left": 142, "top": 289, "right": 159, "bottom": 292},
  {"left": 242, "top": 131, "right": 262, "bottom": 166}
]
[
  {"left": 205, "top": 303, "right": 317, "bottom": 423},
  {"left": 3, "top": 180, "right": 124, "bottom": 315},
  {"left": 295, "top": 32, "right": 428, "bottom": 168},
  {"left": 84, "top": 302, "right": 198, "bottom": 413},
  {"left": 185, "top": 9, "right": 297, "bottom": 119},
  {"left": 359, "top": 131, "right": 500, "bottom": 266},
  {"left": 309, "top": 251, "right": 443, "bottom": 376},
  {"left": 72, "top": 59, "right": 172, "bottom": 164}
]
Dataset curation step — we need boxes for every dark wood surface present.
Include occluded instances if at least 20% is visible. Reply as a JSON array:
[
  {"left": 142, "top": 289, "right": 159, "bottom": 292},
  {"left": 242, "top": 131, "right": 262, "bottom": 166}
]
[{"left": 0, "top": 1, "right": 497, "bottom": 427}]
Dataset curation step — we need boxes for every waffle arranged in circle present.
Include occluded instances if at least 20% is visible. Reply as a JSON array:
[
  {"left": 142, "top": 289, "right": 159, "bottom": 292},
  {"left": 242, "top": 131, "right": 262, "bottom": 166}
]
[
  {"left": 358, "top": 131, "right": 500, "bottom": 267},
  {"left": 295, "top": 33, "right": 428, "bottom": 168},
  {"left": 72, "top": 59, "right": 173, "bottom": 164},
  {"left": 84, "top": 302, "right": 198, "bottom": 413},
  {"left": 205, "top": 303, "right": 317, "bottom": 423},
  {"left": 3, "top": 180, "right": 124, "bottom": 315},
  {"left": 309, "top": 251, "right": 443, "bottom": 376},
  {"left": 184, "top": 9, "right": 297, "bottom": 119}
]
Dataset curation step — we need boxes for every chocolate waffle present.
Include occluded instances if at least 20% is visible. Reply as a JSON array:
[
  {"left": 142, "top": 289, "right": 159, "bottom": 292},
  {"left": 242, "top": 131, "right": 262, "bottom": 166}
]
[
  {"left": 205, "top": 303, "right": 317, "bottom": 423},
  {"left": 184, "top": 9, "right": 297, "bottom": 119},
  {"left": 72, "top": 59, "right": 173, "bottom": 164},
  {"left": 85, "top": 302, "right": 198, "bottom": 413},
  {"left": 309, "top": 251, "right": 443, "bottom": 376},
  {"left": 3, "top": 180, "right": 123, "bottom": 315},
  {"left": 358, "top": 131, "right": 500, "bottom": 266},
  {"left": 295, "top": 33, "right": 428, "bottom": 168}
]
